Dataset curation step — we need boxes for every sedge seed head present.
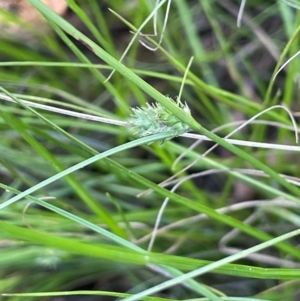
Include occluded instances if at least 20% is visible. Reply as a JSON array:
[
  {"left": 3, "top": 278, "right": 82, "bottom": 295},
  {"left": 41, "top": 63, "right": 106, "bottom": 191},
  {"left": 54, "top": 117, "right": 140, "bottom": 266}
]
[{"left": 128, "top": 97, "right": 192, "bottom": 143}]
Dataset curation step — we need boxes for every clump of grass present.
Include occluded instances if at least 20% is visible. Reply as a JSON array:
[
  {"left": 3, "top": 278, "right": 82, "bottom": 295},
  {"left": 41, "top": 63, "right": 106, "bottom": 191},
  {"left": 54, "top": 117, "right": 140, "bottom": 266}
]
[{"left": 1, "top": 1, "right": 300, "bottom": 301}]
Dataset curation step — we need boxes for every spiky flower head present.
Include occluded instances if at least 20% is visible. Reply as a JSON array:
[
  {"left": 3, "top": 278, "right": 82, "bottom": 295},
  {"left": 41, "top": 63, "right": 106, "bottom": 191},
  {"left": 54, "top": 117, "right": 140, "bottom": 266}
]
[{"left": 128, "top": 97, "right": 192, "bottom": 143}]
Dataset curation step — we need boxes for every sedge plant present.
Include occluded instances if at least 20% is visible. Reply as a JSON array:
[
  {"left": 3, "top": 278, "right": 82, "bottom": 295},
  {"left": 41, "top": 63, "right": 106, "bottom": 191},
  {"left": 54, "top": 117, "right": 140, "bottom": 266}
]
[{"left": 1, "top": 1, "right": 300, "bottom": 301}]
